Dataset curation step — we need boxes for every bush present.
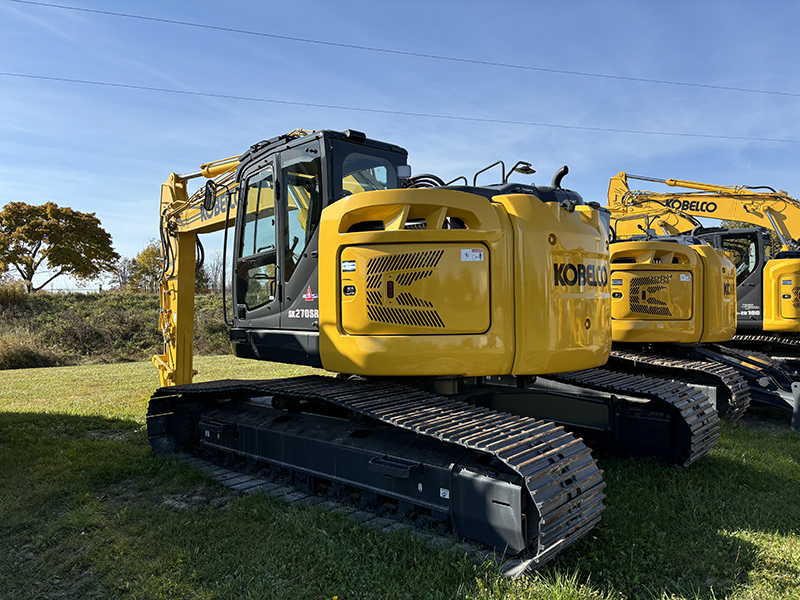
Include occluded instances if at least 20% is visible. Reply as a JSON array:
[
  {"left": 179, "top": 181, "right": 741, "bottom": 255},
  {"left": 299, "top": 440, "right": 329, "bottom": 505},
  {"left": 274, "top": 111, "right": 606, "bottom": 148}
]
[
  {"left": 0, "top": 327, "right": 59, "bottom": 369},
  {"left": 194, "top": 294, "right": 230, "bottom": 355},
  {"left": 0, "top": 281, "right": 26, "bottom": 307},
  {"left": 0, "top": 291, "right": 229, "bottom": 369}
]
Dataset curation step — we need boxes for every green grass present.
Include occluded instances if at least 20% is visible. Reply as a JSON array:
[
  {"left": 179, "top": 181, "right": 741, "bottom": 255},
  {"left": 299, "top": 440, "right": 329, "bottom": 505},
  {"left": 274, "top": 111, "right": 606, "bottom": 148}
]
[{"left": 1, "top": 357, "right": 800, "bottom": 599}]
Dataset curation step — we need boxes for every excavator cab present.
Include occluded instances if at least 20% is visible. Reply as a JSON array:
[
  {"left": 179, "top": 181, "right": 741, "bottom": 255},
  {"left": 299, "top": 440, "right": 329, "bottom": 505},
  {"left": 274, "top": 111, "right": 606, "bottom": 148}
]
[{"left": 230, "top": 130, "right": 409, "bottom": 366}]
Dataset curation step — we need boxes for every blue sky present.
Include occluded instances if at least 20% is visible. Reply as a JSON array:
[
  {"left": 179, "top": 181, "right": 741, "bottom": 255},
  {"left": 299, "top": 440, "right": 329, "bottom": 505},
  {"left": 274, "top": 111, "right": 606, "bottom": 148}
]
[{"left": 2, "top": 0, "right": 800, "bottom": 288}]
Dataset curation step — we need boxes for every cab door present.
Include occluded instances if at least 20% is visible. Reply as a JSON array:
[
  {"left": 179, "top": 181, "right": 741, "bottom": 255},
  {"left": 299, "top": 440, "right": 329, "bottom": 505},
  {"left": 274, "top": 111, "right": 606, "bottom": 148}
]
[
  {"left": 232, "top": 142, "right": 324, "bottom": 366},
  {"left": 277, "top": 141, "right": 324, "bottom": 331},
  {"left": 234, "top": 162, "right": 281, "bottom": 329}
]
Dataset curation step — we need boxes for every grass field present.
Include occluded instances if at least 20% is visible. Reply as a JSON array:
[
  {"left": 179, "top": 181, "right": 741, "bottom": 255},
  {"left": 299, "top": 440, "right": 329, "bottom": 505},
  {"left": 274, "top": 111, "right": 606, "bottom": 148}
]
[{"left": 1, "top": 356, "right": 799, "bottom": 599}]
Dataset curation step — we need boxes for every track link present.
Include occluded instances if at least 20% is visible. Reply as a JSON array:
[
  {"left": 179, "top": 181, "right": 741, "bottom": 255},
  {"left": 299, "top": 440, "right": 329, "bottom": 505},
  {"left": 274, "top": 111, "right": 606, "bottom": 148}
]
[
  {"left": 166, "top": 451, "right": 545, "bottom": 577},
  {"left": 549, "top": 367, "right": 720, "bottom": 467},
  {"left": 732, "top": 331, "right": 800, "bottom": 353},
  {"left": 608, "top": 349, "right": 751, "bottom": 420},
  {"left": 148, "top": 375, "right": 606, "bottom": 569},
  {"left": 730, "top": 332, "right": 800, "bottom": 377}
]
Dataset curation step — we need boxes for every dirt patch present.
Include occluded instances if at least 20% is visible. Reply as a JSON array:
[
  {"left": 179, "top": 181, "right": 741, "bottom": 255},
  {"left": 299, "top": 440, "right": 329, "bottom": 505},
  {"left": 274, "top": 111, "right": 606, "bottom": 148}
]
[
  {"left": 738, "top": 406, "right": 795, "bottom": 436},
  {"left": 102, "top": 479, "right": 144, "bottom": 512},
  {"left": 159, "top": 487, "right": 234, "bottom": 512},
  {"left": 102, "top": 479, "right": 235, "bottom": 514},
  {"left": 36, "top": 568, "right": 99, "bottom": 600},
  {"left": 86, "top": 429, "right": 131, "bottom": 442}
]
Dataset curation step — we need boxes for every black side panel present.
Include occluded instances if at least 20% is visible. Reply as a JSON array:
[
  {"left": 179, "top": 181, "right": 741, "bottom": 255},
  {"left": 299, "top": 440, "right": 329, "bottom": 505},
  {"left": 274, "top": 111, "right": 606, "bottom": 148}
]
[{"left": 231, "top": 329, "right": 322, "bottom": 367}]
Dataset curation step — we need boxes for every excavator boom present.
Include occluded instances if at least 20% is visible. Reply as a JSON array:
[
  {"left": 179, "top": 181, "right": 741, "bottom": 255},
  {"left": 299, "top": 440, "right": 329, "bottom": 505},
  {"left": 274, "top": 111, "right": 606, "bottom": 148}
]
[{"left": 609, "top": 171, "right": 800, "bottom": 250}]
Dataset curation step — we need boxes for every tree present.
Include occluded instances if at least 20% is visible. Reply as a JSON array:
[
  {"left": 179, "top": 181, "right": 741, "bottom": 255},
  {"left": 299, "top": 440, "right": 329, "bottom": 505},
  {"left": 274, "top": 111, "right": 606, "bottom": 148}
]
[
  {"left": 110, "top": 256, "right": 136, "bottom": 290},
  {"left": 195, "top": 264, "right": 212, "bottom": 294},
  {"left": 128, "top": 240, "right": 162, "bottom": 294},
  {"left": 0, "top": 202, "right": 120, "bottom": 293},
  {"left": 204, "top": 250, "right": 225, "bottom": 294}
]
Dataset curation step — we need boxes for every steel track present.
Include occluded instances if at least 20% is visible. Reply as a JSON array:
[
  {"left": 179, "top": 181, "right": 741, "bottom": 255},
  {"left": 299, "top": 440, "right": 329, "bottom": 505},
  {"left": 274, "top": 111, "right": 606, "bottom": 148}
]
[
  {"left": 550, "top": 366, "right": 720, "bottom": 467},
  {"left": 148, "top": 375, "right": 607, "bottom": 569},
  {"left": 608, "top": 349, "right": 751, "bottom": 420}
]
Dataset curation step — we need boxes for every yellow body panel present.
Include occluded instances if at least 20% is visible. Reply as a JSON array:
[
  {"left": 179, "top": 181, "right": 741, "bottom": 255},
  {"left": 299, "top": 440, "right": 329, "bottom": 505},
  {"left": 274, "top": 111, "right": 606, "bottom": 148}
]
[
  {"left": 340, "top": 243, "right": 490, "bottom": 336},
  {"left": 497, "top": 197, "right": 611, "bottom": 374},
  {"left": 318, "top": 188, "right": 611, "bottom": 377},
  {"left": 763, "top": 257, "right": 800, "bottom": 331},
  {"left": 610, "top": 240, "right": 736, "bottom": 343}
]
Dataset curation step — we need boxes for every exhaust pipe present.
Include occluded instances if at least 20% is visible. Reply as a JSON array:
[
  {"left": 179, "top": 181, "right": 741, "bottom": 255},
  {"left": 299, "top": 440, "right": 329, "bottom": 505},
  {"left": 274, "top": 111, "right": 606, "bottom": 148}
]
[{"left": 552, "top": 165, "right": 569, "bottom": 189}]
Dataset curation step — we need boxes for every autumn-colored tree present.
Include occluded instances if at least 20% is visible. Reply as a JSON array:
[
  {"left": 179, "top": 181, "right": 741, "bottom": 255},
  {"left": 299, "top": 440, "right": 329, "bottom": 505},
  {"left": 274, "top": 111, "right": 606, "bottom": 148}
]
[
  {"left": 0, "top": 202, "right": 120, "bottom": 293},
  {"left": 128, "top": 240, "right": 162, "bottom": 293},
  {"left": 126, "top": 239, "right": 213, "bottom": 294}
]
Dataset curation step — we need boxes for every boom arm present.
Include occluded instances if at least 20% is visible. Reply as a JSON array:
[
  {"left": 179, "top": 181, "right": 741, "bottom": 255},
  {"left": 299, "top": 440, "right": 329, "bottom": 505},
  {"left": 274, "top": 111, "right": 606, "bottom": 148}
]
[
  {"left": 608, "top": 172, "right": 800, "bottom": 249},
  {"left": 152, "top": 129, "right": 317, "bottom": 387},
  {"left": 152, "top": 156, "right": 240, "bottom": 387}
]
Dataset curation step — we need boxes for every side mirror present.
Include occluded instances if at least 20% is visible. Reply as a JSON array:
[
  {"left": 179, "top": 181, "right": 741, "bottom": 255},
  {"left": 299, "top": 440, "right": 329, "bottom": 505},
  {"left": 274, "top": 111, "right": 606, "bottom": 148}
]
[
  {"left": 203, "top": 180, "right": 217, "bottom": 212},
  {"left": 397, "top": 165, "right": 412, "bottom": 179}
]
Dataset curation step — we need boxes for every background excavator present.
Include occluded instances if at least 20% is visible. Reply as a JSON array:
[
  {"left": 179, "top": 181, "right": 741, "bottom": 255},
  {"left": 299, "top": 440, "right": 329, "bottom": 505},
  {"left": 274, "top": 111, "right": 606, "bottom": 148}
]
[
  {"left": 147, "top": 129, "right": 719, "bottom": 570},
  {"left": 607, "top": 172, "right": 800, "bottom": 418},
  {"left": 602, "top": 233, "right": 752, "bottom": 420}
]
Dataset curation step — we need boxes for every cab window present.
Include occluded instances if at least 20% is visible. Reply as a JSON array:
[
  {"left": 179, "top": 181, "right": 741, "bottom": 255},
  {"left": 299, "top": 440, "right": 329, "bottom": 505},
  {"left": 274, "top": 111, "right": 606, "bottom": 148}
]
[
  {"left": 282, "top": 152, "right": 322, "bottom": 282},
  {"left": 237, "top": 166, "right": 276, "bottom": 310},
  {"left": 722, "top": 232, "right": 759, "bottom": 286},
  {"left": 341, "top": 152, "right": 397, "bottom": 196}
]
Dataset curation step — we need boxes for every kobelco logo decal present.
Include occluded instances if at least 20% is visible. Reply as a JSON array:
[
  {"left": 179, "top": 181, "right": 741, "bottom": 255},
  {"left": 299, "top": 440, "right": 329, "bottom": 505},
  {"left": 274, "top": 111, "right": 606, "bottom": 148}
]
[
  {"left": 200, "top": 194, "right": 239, "bottom": 221},
  {"left": 553, "top": 262, "right": 609, "bottom": 287},
  {"left": 666, "top": 199, "right": 718, "bottom": 214}
]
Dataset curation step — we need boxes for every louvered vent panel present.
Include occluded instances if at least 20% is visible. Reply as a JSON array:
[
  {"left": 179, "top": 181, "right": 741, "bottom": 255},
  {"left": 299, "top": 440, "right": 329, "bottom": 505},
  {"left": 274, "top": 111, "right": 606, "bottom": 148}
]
[
  {"left": 629, "top": 275, "right": 673, "bottom": 317},
  {"left": 365, "top": 250, "right": 445, "bottom": 328}
]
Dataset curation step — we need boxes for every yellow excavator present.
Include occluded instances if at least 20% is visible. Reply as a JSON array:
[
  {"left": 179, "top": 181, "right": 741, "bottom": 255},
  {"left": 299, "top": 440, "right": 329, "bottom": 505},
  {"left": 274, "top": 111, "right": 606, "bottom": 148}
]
[
  {"left": 147, "top": 130, "right": 719, "bottom": 569},
  {"left": 604, "top": 233, "right": 752, "bottom": 419},
  {"left": 609, "top": 172, "right": 800, "bottom": 333},
  {"left": 607, "top": 172, "right": 800, "bottom": 414}
]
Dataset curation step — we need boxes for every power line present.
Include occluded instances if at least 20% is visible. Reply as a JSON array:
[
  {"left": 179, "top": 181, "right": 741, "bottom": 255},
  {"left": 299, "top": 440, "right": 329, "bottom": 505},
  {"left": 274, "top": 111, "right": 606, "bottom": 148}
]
[
  {"left": 3, "top": 71, "right": 799, "bottom": 143},
  {"left": 8, "top": 0, "right": 800, "bottom": 100}
]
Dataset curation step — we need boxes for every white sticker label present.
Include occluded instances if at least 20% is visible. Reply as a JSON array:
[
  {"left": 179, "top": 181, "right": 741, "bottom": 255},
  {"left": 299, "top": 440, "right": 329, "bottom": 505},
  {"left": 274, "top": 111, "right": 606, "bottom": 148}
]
[
  {"left": 342, "top": 260, "right": 356, "bottom": 272},
  {"left": 288, "top": 308, "right": 319, "bottom": 319},
  {"left": 783, "top": 279, "right": 792, "bottom": 286},
  {"left": 680, "top": 274, "right": 691, "bottom": 282},
  {"left": 461, "top": 248, "right": 484, "bottom": 262},
  {"left": 440, "top": 488, "right": 450, "bottom": 499},
  {"left": 612, "top": 279, "right": 623, "bottom": 286}
]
